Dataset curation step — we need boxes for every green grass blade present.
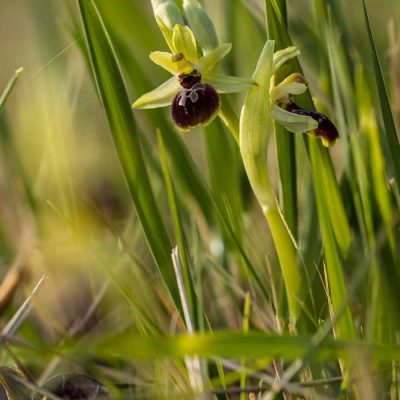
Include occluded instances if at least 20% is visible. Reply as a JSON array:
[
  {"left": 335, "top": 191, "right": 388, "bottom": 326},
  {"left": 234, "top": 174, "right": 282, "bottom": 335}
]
[
  {"left": 92, "top": 330, "right": 400, "bottom": 363},
  {"left": 355, "top": 62, "right": 395, "bottom": 254},
  {"left": 311, "top": 146, "right": 356, "bottom": 342},
  {"left": 204, "top": 119, "right": 244, "bottom": 250},
  {"left": 362, "top": 0, "right": 400, "bottom": 187},
  {"left": 76, "top": 0, "right": 180, "bottom": 308}
]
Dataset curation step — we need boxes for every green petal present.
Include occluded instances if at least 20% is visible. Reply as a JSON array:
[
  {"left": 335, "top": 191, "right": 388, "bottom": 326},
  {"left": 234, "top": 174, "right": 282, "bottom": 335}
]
[
  {"left": 198, "top": 43, "right": 231, "bottom": 72},
  {"left": 272, "top": 46, "right": 300, "bottom": 74},
  {"left": 271, "top": 104, "right": 318, "bottom": 133},
  {"left": 203, "top": 72, "right": 256, "bottom": 93},
  {"left": 172, "top": 24, "right": 198, "bottom": 63},
  {"left": 150, "top": 51, "right": 193, "bottom": 75},
  {"left": 270, "top": 82, "right": 308, "bottom": 102},
  {"left": 132, "top": 77, "right": 181, "bottom": 109}
]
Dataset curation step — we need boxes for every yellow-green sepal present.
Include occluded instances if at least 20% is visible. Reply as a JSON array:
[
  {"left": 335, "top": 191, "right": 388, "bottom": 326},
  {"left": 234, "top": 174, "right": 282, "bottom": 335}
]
[
  {"left": 203, "top": 72, "right": 256, "bottom": 93},
  {"left": 132, "top": 77, "right": 181, "bottom": 109},
  {"left": 271, "top": 104, "right": 318, "bottom": 133}
]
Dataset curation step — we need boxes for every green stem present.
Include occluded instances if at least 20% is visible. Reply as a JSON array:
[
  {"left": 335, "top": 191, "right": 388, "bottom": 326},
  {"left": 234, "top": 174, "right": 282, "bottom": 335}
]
[{"left": 264, "top": 206, "right": 302, "bottom": 323}]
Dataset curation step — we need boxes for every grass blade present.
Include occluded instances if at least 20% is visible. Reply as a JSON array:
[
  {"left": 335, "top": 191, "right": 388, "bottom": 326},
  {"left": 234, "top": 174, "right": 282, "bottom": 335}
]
[
  {"left": 362, "top": 0, "right": 400, "bottom": 187},
  {"left": 93, "top": 330, "right": 400, "bottom": 363},
  {"left": 76, "top": 0, "right": 180, "bottom": 308},
  {"left": 158, "top": 132, "right": 197, "bottom": 323}
]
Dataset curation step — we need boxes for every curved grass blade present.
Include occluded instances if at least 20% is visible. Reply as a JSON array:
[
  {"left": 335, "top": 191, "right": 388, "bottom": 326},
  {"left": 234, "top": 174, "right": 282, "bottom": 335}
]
[
  {"left": 362, "top": 0, "right": 400, "bottom": 187},
  {"left": 204, "top": 119, "right": 244, "bottom": 252},
  {"left": 76, "top": 0, "right": 180, "bottom": 308}
]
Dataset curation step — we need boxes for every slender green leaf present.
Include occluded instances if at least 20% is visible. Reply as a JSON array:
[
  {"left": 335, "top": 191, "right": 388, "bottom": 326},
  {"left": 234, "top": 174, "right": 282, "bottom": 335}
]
[
  {"left": 158, "top": 132, "right": 197, "bottom": 324},
  {"left": 92, "top": 330, "right": 400, "bottom": 363},
  {"left": 362, "top": 0, "right": 400, "bottom": 188}
]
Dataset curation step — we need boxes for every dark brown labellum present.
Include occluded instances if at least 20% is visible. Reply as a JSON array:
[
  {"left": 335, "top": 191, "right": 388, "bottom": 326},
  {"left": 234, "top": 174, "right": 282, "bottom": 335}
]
[
  {"left": 171, "top": 83, "right": 220, "bottom": 130},
  {"left": 286, "top": 102, "right": 339, "bottom": 145}
]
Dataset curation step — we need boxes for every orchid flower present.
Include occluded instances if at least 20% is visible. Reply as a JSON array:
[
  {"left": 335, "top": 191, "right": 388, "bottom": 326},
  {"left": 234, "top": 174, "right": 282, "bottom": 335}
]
[
  {"left": 132, "top": 24, "right": 255, "bottom": 131},
  {"left": 269, "top": 50, "right": 339, "bottom": 147}
]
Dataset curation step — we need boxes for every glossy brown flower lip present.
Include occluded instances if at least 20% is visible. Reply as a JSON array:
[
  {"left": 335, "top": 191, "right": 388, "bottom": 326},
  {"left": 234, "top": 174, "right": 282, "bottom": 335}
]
[
  {"left": 171, "top": 83, "right": 220, "bottom": 130},
  {"left": 286, "top": 102, "right": 339, "bottom": 146}
]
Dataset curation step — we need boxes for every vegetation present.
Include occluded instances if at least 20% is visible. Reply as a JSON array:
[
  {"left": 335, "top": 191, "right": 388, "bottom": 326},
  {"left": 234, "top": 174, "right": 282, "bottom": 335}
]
[{"left": 0, "top": 0, "right": 399, "bottom": 398}]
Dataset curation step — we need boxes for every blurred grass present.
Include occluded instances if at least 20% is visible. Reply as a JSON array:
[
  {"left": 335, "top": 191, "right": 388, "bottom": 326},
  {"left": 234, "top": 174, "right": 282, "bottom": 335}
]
[{"left": 0, "top": 0, "right": 399, "bottom": 398}]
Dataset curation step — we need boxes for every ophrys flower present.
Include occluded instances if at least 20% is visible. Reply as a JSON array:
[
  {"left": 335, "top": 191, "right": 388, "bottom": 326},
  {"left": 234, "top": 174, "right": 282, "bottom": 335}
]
[
  {"left": 132, "top": 24, "right": 255, "bottom": 131},
  {"left": 270, "top": 70, "right": 339, "bottom": 147}
]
